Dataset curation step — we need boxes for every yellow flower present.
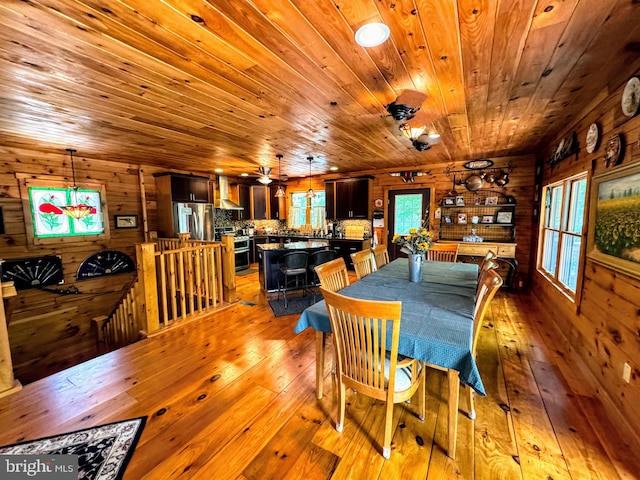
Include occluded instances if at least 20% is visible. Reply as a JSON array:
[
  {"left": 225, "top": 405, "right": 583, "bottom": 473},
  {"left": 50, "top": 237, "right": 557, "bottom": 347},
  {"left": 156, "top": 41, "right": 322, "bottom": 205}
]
[
  {"left": 392, "top": 233, "right": 400, "bottom": 242},
  {"left": 409, "top": 228, "right": 417, "bottom": 234}
]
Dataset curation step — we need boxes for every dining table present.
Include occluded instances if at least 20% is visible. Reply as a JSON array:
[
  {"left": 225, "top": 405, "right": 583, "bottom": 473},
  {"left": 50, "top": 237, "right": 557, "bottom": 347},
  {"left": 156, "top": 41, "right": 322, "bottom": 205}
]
[{"left": 294, "top": 257, "right": 480, "bottom": 458}]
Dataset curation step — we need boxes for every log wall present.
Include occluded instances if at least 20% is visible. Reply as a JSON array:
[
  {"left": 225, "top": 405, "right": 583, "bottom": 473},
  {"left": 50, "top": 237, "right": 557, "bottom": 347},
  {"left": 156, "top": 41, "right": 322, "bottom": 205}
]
[{"left": 530, "top": 75, "right": 640, "bottom": 441}]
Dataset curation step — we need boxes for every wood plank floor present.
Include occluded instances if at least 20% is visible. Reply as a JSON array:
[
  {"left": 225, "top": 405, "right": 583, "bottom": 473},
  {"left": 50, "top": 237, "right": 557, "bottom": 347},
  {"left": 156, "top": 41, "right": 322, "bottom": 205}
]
[{"left": 0, "top": 267, "right": 638, "bottom": 479}]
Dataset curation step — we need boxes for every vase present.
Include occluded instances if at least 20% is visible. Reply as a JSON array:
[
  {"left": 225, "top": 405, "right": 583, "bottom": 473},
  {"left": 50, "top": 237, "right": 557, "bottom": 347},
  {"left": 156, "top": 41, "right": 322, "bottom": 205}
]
[{"left": 407, "top": 254, "right": 423, "bottom": 283}]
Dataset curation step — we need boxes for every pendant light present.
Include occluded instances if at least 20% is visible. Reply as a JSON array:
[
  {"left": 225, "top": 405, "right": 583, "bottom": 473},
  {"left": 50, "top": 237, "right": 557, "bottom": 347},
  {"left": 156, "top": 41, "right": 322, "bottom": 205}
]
[
  {"left": 306, "top": 156, "right": 315, "bottom": 198},
  {"left": 63, "top": 148, "right": 93, "bottom": 219},
  {"left": 274, "top": 154, "right": 285, "bottom": 198}
]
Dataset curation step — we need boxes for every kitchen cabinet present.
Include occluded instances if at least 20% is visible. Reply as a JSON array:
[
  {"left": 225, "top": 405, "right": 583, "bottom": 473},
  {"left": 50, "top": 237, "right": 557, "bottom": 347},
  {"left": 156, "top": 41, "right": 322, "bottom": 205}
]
[
  {"left": 269, "top": 185, "right": 287, "bottom": 220},
  {"left": 252, "top": 186, "right": 268, "bottom": 220},
  {"left": 325, "top": 178, "right": 371, "bottom": 219},
  {"left": 231, "top": 184, "right": 251, "bottom": 221},
  {"left": 154, "top": 173, "right": 211, "bottom": 203},
  {"left": 329, "top": 238, "right": 372, "bottom": 270}
]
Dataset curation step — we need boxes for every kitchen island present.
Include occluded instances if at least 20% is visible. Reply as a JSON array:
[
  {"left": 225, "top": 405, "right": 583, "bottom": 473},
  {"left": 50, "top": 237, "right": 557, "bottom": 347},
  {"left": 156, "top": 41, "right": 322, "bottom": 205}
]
[{"left": 257, "top": 241, "right": 330, "bottom": 293}]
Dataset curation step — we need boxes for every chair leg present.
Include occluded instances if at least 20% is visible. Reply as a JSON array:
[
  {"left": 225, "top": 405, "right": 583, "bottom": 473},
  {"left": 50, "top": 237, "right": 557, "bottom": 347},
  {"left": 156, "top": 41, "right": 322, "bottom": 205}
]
[
  {"left": 418, "top": 365, "right": 426, "bottom": 421},
  {"left": 336, "top": 380, "right": 346, "bottom": 433},
  {"left": 466, "top": 385, "right": 476, "bottom": 420},
  {"left": 382, "top": 395, "right": 395, "bottom": 459}
]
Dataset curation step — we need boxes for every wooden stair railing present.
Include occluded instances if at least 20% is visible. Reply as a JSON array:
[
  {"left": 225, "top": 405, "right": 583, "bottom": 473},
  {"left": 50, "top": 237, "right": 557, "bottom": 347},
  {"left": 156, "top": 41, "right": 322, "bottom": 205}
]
[{"left": 93, "top": 235, "right": 236, "bottom": 347}]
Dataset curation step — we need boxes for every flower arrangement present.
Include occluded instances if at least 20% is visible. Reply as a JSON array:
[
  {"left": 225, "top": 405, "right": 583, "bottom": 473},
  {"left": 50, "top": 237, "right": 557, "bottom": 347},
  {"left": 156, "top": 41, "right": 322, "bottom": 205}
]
[{"left": 392, "top": 228, "right": 433, "bottom": 255}]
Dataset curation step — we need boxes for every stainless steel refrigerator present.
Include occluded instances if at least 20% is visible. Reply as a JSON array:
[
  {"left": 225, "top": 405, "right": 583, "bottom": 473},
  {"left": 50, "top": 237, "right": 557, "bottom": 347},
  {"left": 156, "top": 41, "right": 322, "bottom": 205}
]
[{"left": 172, "top": 202, "right": 215, "bottom": 241}]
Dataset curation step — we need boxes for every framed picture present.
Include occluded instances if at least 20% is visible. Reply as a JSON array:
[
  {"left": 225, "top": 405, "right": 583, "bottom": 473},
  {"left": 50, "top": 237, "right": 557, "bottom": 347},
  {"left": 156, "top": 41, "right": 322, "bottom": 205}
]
[
  {"left": 481, "top": 215, "right": 494, "bottom": 224},
  {"left": 442, "top": 214, "right": 453, "bottom": 224},
  {"left": 443, "top": 197, "right": 455, "bottom": 206},
  {"left": 455, "top": 196, "right": 465, "bottom": 206},
  {"left": 458, "top": 213, "right": 467, "bottom": 224},
  {"left": 485, "top": 196, "right": 498, "bottom": 206},
  {"left": 496, "top": 211, "right": 513, "bottom": 224},
  {"left": 114, "top": 214, "right": 138, "bottom": 229},
  {"left": 587, "top": 162, "right": 640, "bottom": 280}
]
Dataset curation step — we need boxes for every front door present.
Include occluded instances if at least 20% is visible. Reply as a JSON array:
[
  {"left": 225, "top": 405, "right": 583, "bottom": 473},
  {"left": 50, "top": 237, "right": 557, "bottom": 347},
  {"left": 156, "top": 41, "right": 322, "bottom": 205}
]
[{"left": 387, "top": 188, "right": 430, "bottom": 261}]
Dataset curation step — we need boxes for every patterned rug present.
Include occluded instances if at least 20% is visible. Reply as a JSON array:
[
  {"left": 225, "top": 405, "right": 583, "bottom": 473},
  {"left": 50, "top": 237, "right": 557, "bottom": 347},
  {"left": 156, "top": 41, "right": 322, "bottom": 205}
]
[{"left": 0, "top": 416, "right": 147, "bottom": 480}]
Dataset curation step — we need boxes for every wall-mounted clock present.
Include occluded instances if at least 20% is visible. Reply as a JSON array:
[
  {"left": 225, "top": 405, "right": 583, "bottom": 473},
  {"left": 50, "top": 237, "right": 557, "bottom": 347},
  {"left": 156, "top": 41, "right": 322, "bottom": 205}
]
[
  {"left": 0, "top": 255, "right": 64, "bottom": 290},
  {"left": 76, "top": 250, "right": 136, "bottom": 280}
]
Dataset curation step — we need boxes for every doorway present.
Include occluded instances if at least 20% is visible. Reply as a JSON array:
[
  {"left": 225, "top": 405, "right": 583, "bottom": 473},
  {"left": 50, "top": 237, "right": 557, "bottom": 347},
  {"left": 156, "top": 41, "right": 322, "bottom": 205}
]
[{"left": 387, "top": 188, "right": 430, "bottom": 261}]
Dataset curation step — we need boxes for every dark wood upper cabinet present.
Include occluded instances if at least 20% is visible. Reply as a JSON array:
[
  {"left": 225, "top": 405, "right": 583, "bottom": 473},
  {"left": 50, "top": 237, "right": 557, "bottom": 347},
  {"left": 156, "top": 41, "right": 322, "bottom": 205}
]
[
  {"left": 231, "top": 184, "right": 251, "bottom": 221},
  {"left": 252, "top": 185, "right": 268, "bottom": 220},
  {"left": 269, "top": 185, "right": 286, "bottom": 219},
  {"left": 326, "top": 178, "right": 371, "bottom": 219},
  {"left": 154, "top": 173, "right": 211, "bottom": 203}
]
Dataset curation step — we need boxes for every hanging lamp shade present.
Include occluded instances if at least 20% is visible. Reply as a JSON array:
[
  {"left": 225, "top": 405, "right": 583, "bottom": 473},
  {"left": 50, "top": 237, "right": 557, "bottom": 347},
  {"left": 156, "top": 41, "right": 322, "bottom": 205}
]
[
  {"left": 274, "top": 154, "right": 285, "bottom": 197},
  {"left": 62, "top": 148, "right": 93, "bottom": 219},
  {"left": 306, "top": 157, "right": 315, "bottom": 198}
]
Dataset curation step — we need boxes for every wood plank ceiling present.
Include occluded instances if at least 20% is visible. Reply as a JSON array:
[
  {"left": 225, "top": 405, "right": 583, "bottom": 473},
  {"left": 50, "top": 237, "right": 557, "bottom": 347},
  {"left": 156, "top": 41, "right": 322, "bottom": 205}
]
[{"left": 1, "top": 0, "right": 639, "bottom": 178}]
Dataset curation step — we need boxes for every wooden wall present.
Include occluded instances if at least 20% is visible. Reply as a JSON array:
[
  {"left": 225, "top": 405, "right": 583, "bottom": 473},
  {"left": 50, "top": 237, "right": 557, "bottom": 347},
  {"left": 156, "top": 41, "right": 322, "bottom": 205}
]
[
  {"left": 530, "top": 74, "right": 640, "bottom": 441},
  {"left": 1, "top": 147, "right": 536, "bottom": 385},
  {"left": 328, "top": 156, "right": 536, "bottom": 278}
]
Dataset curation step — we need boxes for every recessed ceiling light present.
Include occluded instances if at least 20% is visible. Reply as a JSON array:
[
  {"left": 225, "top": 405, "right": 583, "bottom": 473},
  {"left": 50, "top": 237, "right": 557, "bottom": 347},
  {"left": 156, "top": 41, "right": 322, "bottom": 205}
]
[
  {"left": 214, "top": 168, "right": 223, "bottom": 173},
  {"left": 240, "top": 173, "right": 249, "bottom": 177},
  {"left": 330, "top": 166, "right": 338, "bottom": 171},
  {"left": 355, "top": 22, "right": 390, "bottom": 47}
]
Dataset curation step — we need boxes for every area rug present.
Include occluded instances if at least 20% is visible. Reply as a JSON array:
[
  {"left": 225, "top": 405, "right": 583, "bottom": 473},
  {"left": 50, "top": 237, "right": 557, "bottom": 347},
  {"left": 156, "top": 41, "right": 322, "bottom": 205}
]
[
  {"left": 269, "top": 295, "right": 320, "bottom": 316},
  {"left": 0, "top": 416, "right": 147, "bottom": 480}
]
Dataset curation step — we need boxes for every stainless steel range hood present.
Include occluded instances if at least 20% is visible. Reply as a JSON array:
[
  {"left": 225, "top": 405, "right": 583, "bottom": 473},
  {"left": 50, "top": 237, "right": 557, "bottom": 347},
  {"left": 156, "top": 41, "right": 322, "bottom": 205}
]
[{"left": 215, "top": 175, "right": 243, "bottom": 210}]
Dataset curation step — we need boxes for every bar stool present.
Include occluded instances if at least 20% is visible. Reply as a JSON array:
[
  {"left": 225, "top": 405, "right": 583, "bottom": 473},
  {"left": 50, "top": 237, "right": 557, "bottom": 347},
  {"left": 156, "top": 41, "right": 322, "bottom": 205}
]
[
  {"left": 307, "top": 250, "right": 338, "bottom": 300},
  {"left": 278, "top": 252, "right": 309, "bottom": 308}
]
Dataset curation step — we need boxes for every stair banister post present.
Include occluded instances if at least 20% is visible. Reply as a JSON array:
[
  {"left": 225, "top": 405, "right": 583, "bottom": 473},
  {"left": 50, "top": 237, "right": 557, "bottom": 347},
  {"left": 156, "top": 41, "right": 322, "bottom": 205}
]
[
  {"left": 136, "top": 243, "right": 160, "bottom": 334},
  {"left": 0, "top": 281, "right": 21, "bottom": 398},
  {"left": 221, "top": 235, "right": 236, "bottom": 303}
]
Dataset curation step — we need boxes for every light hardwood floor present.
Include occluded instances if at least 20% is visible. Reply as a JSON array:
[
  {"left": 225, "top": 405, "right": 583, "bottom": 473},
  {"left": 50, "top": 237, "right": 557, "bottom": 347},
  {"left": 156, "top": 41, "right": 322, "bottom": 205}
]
[{"left": 0, "top": 268, "right": 638, "bottom": 479}]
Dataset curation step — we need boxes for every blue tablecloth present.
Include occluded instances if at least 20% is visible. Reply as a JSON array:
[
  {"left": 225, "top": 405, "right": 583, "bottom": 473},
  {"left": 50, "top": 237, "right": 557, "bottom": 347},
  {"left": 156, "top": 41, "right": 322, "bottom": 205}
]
[{"left": 294, "top": 258, "right": 486, "bottom": 395}]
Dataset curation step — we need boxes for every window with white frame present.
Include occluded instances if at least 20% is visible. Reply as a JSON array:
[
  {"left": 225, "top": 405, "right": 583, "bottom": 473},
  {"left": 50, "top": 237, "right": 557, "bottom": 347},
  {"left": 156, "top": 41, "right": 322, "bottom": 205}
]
[
  {"left": 288, "top": 191, "right": 326, "bottom": 230},
  {"left": 538, "top": 172, "right": 587, "bottom": 297}
]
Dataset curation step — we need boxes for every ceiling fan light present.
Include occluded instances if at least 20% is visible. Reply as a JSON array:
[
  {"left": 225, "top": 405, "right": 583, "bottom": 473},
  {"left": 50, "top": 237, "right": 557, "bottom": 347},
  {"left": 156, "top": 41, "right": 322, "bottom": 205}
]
[
  {"left": 258, "top": 175, "right": 272, "bottom": 184},
  {"left": 400, "top": 123, "right": 427, "bottom": 140},
  {"left": 355, "top": 22, "right": 390, "bottom": 47}
]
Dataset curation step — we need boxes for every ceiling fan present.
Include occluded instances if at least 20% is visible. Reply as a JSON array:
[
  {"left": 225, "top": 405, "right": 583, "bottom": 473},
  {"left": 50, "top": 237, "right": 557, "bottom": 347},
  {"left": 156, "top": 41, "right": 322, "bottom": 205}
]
[
  {"left": 385, "top": 90, "right": 427, "bottom": 121},
  {"left": 246, "top": 165, "right": 288, "bottom": 184}
]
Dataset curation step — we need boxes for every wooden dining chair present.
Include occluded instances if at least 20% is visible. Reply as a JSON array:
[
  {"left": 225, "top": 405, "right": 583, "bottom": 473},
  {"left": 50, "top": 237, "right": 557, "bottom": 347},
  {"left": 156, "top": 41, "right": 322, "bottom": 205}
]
[
  {"left": 479, "top": 250, "right": 498, "bottom": 277},
  {"left": 371, "top": 244, "right": 390, "bottom": 270},
  {"left": 314, "top": 257, "right": 350, "bottom": 292},
  {"left": 424, "top": 268, "right": 502, "bottom": 458},
  {"left": 320, "top": 287, "right": 425, "bottom": 459},
  {"left": 350, "top": 249, "right": 375, "bottom": 279},
  {"left": 426, "top": 243, "right": 459, "bottom": 262}
]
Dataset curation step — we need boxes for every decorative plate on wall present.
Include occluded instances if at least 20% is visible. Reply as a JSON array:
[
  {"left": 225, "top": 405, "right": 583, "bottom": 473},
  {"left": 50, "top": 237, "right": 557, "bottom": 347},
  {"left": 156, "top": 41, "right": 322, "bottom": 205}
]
[
  {"left": 585, "top": 123, "right": 600, "bottom": 153},
  {"left": 621, "top": 77, "right": 640, "bottom": 117},
  {"left": 0, "top": 255, "right": 64, "bottom": 289},
  {"left": 76, "top": 250, "right": 136, "bottom": 280},
  {"left": 604, "top": 134, "right": 623, "bottom": 168},
  {"left": 463, "top": 159, "right": 494, "bottom": 170}
]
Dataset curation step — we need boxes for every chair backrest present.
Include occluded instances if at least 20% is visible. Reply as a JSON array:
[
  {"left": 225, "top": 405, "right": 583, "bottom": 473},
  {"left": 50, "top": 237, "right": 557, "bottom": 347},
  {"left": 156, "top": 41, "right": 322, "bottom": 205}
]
[
  {"left": 281, "top": 251, "right": 308, "bottom": 270},
  {"left": 472, "top": 269, "right": 502, "bottom": 354},
  {"left": 479, "top": 250, "right": 497, "bottom": 277},
  {"left": 351, "top": 249, "right": 375, "bottom": 279},
  {"left": 426, "top": 243, "right": 459, "bottom": 262},
  {"left": 314, "top": 257, "right": 350, "bottom": 292},
  {"left": 371, "top": 245, "right": 390, "bottom": 269},
  {"left": 309, "top": 249, "right": 338, "bottom": 269},
  {"left": 320, "top": 287, "right": 402, "bottom": 397}
]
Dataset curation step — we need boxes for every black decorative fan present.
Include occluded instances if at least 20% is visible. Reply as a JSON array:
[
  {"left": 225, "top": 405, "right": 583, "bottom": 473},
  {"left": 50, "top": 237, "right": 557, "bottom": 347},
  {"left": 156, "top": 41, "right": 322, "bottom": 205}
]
[
  {"left": 0, "top": 255, "right": 64, "bottom": 290},
  {"left": 76, "top": 250, "right": 136, "bottom": 280}
]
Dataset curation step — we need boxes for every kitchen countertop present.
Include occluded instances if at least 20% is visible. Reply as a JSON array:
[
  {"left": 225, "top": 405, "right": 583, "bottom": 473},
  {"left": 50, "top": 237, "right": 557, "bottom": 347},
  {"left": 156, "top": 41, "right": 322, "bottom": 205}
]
[{"left": 257, "top": 241, "right": 330, "bottom": 250}]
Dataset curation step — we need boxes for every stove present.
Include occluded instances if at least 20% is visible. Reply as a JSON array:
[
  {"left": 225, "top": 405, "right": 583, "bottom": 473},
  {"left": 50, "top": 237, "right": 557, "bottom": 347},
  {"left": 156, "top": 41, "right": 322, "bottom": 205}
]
[{"left": 214, "top": 227, "right": 250, "bottom": 271}]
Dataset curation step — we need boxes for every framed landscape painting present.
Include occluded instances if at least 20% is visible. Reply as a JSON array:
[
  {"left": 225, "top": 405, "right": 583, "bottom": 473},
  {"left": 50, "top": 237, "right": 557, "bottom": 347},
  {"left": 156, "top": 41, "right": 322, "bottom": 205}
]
[{"left": 587, "top": 162, "right": 640, "bottom": 280}]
